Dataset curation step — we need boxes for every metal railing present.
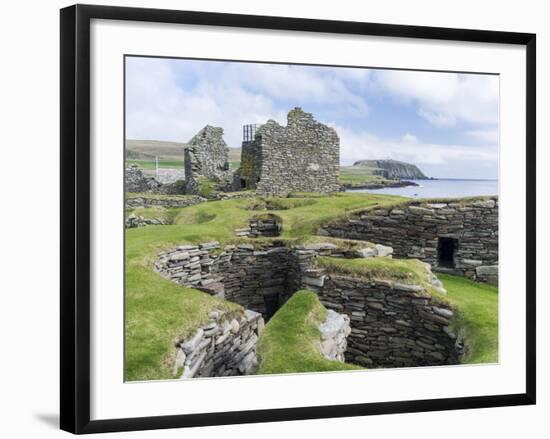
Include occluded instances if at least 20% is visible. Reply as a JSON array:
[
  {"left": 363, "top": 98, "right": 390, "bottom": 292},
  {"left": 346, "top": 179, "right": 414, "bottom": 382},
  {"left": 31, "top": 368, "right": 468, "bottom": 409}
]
[{"left": 242, "top": 124, "right": 259, "bottom": 142}]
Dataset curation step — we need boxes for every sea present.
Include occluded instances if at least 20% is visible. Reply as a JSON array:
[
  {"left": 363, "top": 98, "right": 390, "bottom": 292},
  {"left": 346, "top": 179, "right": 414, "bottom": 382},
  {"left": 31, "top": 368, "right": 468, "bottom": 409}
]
[{"left": 348, "top": 179, "right": 498, "bottom": 199}]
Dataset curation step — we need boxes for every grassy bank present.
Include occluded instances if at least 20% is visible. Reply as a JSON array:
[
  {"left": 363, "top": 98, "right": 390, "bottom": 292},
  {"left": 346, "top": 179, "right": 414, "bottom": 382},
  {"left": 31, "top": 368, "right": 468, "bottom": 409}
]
[
  {"left": 439, "top": 274, "right": 498, "bottom": 364},
  {"left": 257, "top": 290, "right": 361, "bottom": 374}
]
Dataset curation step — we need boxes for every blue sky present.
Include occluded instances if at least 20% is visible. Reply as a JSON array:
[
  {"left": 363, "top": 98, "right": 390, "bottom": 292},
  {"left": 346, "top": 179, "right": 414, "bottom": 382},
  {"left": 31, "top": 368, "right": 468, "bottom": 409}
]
[{"left": 126, "top": 57, "right": 499, "bottom": 179}]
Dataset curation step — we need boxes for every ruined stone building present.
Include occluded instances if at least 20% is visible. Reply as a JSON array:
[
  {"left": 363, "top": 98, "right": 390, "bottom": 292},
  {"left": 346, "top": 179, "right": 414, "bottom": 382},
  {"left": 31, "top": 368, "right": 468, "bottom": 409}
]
[
  {"left": 237, "top": 108, "right": 340, "bottom": 196},
  {"left": 184, "top": 125, "right": 230, "bottom": 193}
]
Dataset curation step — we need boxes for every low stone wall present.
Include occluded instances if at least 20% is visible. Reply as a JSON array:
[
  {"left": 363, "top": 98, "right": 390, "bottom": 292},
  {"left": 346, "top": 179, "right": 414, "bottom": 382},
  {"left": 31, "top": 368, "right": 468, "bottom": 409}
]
[
  {"left": 235, "top": 215, "right": 282, "bottom": 238},
  {"left": 319, "top": 309, "right": 351, "bottom": 362},
  {"left": 156, "top": 242, "right": 225, "bottom": 296},
  {"left": 126, "top": 195, "right": 206, "bottom": 209},
  {"left": 302, "top": 271, "right": 462, "bottom": 368},
  {"left": 142, "top": 168, "right": 185, "bottom": 184},
  {"left": 125, "top": 214, "right": 167, "bottom": 228},
  {"left": 125, "top": 165, "right": 162, "bottom": 193},
  {"left": 174, "top": 308, "right": 264, "bottom": 378},
  {"left": 320, "top": 197, "right": 498, "bottom": 284}
]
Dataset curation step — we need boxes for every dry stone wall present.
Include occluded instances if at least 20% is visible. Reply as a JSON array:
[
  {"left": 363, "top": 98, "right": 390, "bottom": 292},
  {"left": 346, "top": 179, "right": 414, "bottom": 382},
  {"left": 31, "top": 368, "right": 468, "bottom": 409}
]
[
  {"left": 174, "top": 308, "right": 264, "bottom": 378},
  {"left": 320, "top": 197, "right": 498, "bottom": 284},
  {"left": 125, "top": 165, "right": 162, "bottom": 193},
  {"left": 156, "top": 240, "right": 461, "bottom": 369},
  {"left": 302, "top": 271, "right": 462, "bottom": 368},
  {"left": 239, "top": 108, "right": 340, "bottom": 196},
  {"left": 125, "top": 195, "right": 206, "bottom": 209},
  {"left": 319, "top": 309, "right": 351, "bottom": 362},
  {"left": 234, "top": 214, "right": 282, "bottom": 238},
  {"left": 184, "top": 126, "right": 230, "bottom": 194}
]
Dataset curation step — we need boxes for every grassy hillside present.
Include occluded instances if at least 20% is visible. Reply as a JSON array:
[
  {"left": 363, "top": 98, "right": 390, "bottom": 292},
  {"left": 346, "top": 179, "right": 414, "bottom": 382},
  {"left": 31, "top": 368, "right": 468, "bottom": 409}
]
[
  {"left": 125, "top": 140, "right": 241, "bottom": 170},
  {"left": 340, "top": 165, "right": 394, "bottom": 186},
  {"left": 126, "top": 139, "right": 186, "bottom": 160}
]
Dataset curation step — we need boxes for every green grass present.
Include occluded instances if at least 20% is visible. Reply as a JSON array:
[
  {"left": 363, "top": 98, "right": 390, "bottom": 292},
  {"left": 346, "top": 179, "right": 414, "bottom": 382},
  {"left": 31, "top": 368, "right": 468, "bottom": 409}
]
[
  {"left": 257, "top": 290, "right": 362, "bottom": 374},
  {"left": 125, "top": 192, "right": 398, "bottom": 380},
  {"left": 438, "top": 274, "right": 498, "bottom": 364},
  {"left": 196, "top": 177, "right": 216, "bottom": 198},
  {"left": 315, "top": 256, "right": 443, "bottom": 297},
  {"left": 340, "top": 165, "right": 393, "bottom": 186},
  {"left": 127, "top": 159, "right": 184, "bottom": 169},
  {"left": 126, "top": 206, "right": 176, "bottom": 224},
  {"left": 127, "top": 192, "right": 197, "bottom": 200}
]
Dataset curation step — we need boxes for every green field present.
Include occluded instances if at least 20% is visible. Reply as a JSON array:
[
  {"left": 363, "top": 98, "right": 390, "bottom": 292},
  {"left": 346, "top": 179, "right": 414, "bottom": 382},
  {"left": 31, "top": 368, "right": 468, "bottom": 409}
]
[
  {"left": 340, "top": 165, "right": 392, "bottom": 186},
  {"left": 126, "top": 159, "right": 184, "bottom": 169}
]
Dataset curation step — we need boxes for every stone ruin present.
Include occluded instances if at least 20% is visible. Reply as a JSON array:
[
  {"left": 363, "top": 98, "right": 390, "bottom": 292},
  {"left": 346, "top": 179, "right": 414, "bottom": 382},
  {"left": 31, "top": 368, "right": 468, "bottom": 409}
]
[
  {"left": 184, "top": 125, "right": 232, "bottom": 194},
  {"left": 156, "top": 240, "right": 462, "bottom": 374},
  {"left": 320, "top": 198, "right": 499, "bottom": 285},
  {"left": 237, "top": 107, "right": 340, "bottom": 196}
]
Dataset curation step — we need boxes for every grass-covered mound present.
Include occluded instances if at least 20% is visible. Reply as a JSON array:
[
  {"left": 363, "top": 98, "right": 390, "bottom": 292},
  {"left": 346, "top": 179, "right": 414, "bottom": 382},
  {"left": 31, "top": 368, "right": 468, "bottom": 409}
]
[
  {"left": 315, "top": 256, "right": 443, "bottom": 297},
  {"left": 257, "top": 290, "right": 361, "bottom": 374},
  {"left": 126, "top": 192, "right": 399, "bottom": 381},
  {"left": 439, "top": 274, "right": 498, "bottom": 364}
]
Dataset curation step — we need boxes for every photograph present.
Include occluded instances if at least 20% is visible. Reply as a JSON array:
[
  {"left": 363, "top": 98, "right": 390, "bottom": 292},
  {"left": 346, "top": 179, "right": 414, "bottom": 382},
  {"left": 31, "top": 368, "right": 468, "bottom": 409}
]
[{"left": 124, "top": 56, "right": 499, "bottom": 382}]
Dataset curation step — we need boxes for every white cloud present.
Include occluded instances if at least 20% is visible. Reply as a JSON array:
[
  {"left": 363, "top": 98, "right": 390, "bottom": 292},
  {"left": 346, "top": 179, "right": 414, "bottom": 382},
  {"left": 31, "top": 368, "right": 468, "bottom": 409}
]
[
  {"left": 374, "top": 70, "right": 499, "bottom": 127},
  {"left": 125, "top": 58, "right": 370, "bottom": 147},
  {"left": 465, "top": 129, "right": 499, "bottom": 144},
  {"left": 333, "top": 124, "right": 497, "bottom": 172}
]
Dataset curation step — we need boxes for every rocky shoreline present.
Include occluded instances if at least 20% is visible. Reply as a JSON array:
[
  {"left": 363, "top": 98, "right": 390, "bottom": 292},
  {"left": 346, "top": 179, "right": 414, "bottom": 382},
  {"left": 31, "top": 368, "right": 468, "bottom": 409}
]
[{"left": 342, "top": 179, "right": 419, "bottom": 191}]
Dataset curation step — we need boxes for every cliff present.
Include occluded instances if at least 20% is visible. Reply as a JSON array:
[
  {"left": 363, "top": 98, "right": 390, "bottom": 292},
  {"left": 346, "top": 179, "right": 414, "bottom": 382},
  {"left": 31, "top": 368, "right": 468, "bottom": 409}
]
[{"left": 352, "top": 159, "right": 427, "bottom": 180}]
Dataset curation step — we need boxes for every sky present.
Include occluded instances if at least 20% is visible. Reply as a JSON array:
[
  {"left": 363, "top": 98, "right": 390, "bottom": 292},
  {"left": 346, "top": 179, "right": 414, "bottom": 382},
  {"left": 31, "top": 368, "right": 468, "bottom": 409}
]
[{"left": 125, "top": 56, "right": 499, "bottom": 179}]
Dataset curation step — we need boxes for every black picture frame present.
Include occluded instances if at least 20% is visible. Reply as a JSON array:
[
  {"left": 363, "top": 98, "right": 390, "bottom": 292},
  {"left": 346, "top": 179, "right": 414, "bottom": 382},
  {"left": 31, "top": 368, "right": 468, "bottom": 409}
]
[{"left": 60, "top": 4, "right": 536, "bottom": 434}]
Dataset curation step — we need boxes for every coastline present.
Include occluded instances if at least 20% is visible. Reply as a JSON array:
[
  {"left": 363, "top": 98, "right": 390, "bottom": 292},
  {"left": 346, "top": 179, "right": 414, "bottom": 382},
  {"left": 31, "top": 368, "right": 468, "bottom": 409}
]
[{"left": 341, "top": 179, "right": 419, "bottom": 190}]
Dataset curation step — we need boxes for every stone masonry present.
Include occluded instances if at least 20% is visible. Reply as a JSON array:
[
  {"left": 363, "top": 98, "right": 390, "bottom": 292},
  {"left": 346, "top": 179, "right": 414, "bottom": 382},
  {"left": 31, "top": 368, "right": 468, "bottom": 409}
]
[
  {"left": 238, "top": 108, "right": 340, "bottom": 196},
  {"left": 156, "top": 239, "right": 459, "bottom": 369},
  {"left": 184, "top": 126, "right": 231, "bottom": 194},
  {"left": 320, "top": 197, "right": 499, "bottom": 285},
  {"left": 302, "top": 271, "right": 463, "bottom": 368},
  {"left": 174, "top": 308, "right": 264, "bottom": 378},
  {"left": 125, "top": 165, "right": 162, "bottom": 193}
]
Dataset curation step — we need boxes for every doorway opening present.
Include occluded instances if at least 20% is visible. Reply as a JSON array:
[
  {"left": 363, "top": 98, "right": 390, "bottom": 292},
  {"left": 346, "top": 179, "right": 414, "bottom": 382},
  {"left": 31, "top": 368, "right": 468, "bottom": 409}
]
[
  {"left": 263, "top": 294, "right": 280, "bottom": 321},
  {"left": 437, "top": 237, "right": 457, "bottom": 268}
]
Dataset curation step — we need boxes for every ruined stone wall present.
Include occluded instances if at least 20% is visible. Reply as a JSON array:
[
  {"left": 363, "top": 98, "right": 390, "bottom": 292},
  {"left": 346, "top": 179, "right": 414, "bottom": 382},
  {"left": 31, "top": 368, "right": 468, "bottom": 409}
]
[
  {"left": 240, "top": 108, "right": 340, "bottom": 196},
  {"left": 156, "top": 240, "right": 461, "bottom": 369},
  {"left": 302, "top": 273, "right": 462, "bottom": 368},
  {"left": 174, "top": 308, "right": 264, "bottom": 378},
  {"left": 125, "top": 195, "right": 206, "bottom": 209},
  {"left": 234, "top": 214, "right": 282, "bottom": 238},
  {"left": 125, "top": 165, "right": 162, "bottom": 193},
  {"left": 155, "top": 241, "right": 379, "bottom": 318},
  {"left": 184, "top": 125, "right": 230, "bottom": 193},
  {"left": 320, "top": 198, "right": 498, "bottom": 284}
]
